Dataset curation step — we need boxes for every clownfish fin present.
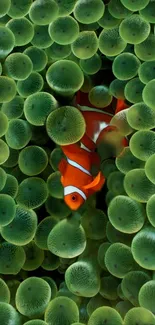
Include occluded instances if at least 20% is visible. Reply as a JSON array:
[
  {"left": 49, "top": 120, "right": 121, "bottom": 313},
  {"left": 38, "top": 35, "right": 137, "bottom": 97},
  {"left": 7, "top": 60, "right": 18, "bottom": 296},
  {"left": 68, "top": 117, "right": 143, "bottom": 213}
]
[
  {"left": 58, "top": 158, "right": 67, "bottom": 175},
  {"left": 115, "top": 99, "right": 128, "bottom": 114},
  {"left": 83, "top": 171, "right": 105, "bottom": 191}
]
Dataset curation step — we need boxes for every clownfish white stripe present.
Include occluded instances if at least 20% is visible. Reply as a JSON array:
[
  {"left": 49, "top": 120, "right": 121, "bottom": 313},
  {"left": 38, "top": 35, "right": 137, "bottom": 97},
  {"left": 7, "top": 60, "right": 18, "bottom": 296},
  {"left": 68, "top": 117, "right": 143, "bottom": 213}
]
[
  {"left": 93, "top": 121, "right": 109, "bottom": 143},
  {"left": 80, "top": 142, "right": 91, "bottom": 152},
  {"left": 64, "top": 186, "right": 87, "bottom": 200},
  {"left": 67, "top": 157, "right": 91, "bottom": 176}
]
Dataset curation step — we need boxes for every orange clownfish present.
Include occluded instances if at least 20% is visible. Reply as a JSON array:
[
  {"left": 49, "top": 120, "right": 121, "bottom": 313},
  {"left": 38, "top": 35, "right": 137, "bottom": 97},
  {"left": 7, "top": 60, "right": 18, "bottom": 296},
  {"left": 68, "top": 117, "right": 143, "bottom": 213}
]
[
  {"left": 59, "top": 135, "right": 105, "bottom": 211},
  {"left": 58, "top": 97, "right": 129, "bottom": 211}
]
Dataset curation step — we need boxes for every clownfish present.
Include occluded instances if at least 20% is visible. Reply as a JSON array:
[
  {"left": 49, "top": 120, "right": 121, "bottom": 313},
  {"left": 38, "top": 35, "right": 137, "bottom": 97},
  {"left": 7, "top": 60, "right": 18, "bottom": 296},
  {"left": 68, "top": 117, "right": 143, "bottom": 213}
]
[
  {"left": 59, "top": 136, "right": 105, "bottom": 211},
  {"left": 58, "top": 93, "right": 129, "bottom": 211}
]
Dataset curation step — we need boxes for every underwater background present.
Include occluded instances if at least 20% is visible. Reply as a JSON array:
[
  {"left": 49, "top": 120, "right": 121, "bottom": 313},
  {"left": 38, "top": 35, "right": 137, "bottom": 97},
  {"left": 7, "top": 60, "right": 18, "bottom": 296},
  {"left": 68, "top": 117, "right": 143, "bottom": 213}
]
[{"left": 1, "top": 0, "right": 155, "bottom": 324}]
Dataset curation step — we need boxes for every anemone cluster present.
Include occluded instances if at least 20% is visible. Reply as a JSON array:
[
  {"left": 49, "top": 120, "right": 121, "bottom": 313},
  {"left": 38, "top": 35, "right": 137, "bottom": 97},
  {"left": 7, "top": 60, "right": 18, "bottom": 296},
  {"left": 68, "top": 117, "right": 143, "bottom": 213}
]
[{"left": 1, "top": 0, "right": 155, "bottom": 324}]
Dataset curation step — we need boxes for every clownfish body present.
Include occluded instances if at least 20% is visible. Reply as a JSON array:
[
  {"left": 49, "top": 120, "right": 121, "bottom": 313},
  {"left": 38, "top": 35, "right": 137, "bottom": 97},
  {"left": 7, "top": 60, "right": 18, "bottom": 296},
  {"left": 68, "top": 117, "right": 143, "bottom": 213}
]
[
  {"left": 59, "top": 136, "right": 105, "bottom": 210},
  {"left": 78, "top": 98, "right": 129, "bottom": 152},
  {"left": 58, "top": 93, "right": 129, "bottom": 211}
]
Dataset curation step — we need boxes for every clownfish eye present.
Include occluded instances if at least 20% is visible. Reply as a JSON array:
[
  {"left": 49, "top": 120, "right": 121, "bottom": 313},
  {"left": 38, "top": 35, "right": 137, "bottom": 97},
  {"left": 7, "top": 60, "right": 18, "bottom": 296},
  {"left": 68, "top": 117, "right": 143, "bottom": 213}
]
[{"left": 71, "top": 195, "right": 77, "bottom": 201}]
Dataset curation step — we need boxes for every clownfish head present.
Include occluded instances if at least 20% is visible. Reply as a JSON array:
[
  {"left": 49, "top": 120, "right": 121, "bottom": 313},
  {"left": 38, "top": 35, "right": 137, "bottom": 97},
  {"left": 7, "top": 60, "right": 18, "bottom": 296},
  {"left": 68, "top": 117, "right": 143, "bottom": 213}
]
[{"left": 64, "top": 186, "right": 86, "bottom": 210}]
